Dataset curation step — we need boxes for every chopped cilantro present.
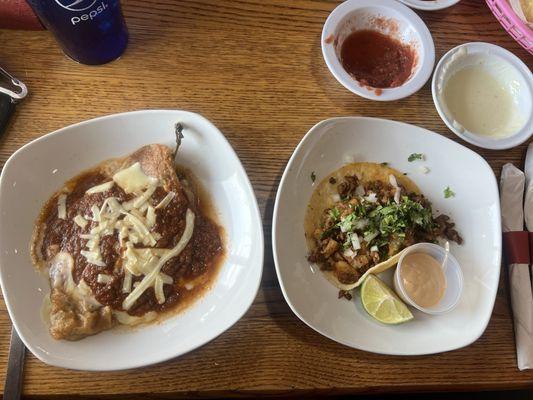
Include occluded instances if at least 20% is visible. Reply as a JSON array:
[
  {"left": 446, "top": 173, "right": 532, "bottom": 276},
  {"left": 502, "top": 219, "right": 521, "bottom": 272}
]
[
  {"left": 444, "top": 186, "right": 455, "bottom": 199},
  {"left": 408, "top": 153, "right": 424, "bottom": 162},
  {"left": 320, "top": 226, "right": 336, "bottom": 239},
  {"left": 329, "top": 208, "right": 340, "bottom": 221},
  {"left": 310, "top": 171, "right": 316, "bottom": 183}
]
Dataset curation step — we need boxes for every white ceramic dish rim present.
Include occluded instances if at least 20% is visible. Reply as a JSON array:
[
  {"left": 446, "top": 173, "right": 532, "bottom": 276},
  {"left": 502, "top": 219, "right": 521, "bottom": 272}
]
[
  {"left": 0, "top": 110, "right": 264, "bottom": 370},
  {"left": 431, "top": 42, "right": 533, "bottom": 150},
  {"left": 398, "top": 0, "right": 461, "bottom": 11},
  {"left": 321, "top": 0, "right": 436, "bottom": 101},
  {"left": 272, "top": 116, "right": 501, "bottom": 356}
]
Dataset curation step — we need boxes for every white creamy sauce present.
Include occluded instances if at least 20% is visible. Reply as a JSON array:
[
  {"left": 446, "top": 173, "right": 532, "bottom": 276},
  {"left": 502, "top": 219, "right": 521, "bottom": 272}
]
[
  {"left": 438, "top": 49, "right": 527, "bottom": 139},
  {"left": 443, "top": 64, "right": 524, "bottom": 137}
]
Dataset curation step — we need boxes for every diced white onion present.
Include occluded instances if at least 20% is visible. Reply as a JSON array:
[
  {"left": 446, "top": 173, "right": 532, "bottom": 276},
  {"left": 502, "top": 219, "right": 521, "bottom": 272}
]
[
  {"left": 343, "top": 248, "right": 356, "bottom": 259},
  {"left": 389, "top": 174, "right": 401, "bottom": 204},
  {"left": 86, "top": 181, "right": 114, "bottom": 195},
  {"left": 364, "top": 192, "right": 377, "bottom": 203},
  {"left": 420, "top": 166, "right": 430, "bottom": 174},
  {"left": 57, "top": 194, "right": 67, "bottom": 220},
  {"left": 350, "top": 233, "right": 361, "bottom": 251},
  {"left": 331, "top": 194, "right": 341, "bottom": 203},
  {"left": 370, "top": 245, "right": 379, "bottom": 252}
]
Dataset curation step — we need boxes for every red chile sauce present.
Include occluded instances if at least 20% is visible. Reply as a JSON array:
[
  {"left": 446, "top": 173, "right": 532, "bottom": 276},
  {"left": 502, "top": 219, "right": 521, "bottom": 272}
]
[{"left": 339, "top": 30, "right": 415, "bottom": 89}]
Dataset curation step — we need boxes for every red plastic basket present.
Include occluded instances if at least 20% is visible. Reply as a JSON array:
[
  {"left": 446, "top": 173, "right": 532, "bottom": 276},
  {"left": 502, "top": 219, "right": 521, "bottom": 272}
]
[{"left": 486, "top": 0, "right": 533, "bottom": 54}]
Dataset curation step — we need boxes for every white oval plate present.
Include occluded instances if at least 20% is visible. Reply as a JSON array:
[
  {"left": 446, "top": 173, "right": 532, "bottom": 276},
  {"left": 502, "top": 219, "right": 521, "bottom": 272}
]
[
  {"left": 0, "top": 110, "right": 263, "bottom": 371},
  {"left": 398, "top": 0, "right": 461, "bottom": 11},
  {"left": 273, "top": 117, "right": 501, "bottom": 355}
]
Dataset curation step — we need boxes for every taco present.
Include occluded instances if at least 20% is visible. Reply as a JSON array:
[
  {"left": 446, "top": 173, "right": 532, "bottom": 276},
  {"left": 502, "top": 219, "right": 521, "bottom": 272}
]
[{"left": 304, "top": 162, "right": 462, "bottom": 297}]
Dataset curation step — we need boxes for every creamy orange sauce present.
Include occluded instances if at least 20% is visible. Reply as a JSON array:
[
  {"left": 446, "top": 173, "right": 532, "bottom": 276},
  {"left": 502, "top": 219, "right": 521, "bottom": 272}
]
[{"left": 400, "top": 253, "right": 446, "bottom": 308}]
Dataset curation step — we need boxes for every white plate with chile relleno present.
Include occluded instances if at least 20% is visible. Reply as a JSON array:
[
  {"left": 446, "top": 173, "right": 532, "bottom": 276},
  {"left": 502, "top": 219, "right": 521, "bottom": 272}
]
[
  {"left": 273, "top": 117, "right": 501, "bottom": 355},
  {"left": 0, "top": 110, "right": 263, "bottom": 371}
]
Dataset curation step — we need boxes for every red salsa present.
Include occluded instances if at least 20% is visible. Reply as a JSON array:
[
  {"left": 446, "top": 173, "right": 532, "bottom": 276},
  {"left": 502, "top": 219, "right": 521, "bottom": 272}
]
[{"left": 339, "top": 30, "right": 416, "bottom": 89}]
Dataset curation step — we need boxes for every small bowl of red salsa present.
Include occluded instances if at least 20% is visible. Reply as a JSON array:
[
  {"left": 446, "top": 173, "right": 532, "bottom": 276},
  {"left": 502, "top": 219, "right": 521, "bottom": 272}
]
[{"left": 321, "top": 0, "right": 435, "bottom": 101}]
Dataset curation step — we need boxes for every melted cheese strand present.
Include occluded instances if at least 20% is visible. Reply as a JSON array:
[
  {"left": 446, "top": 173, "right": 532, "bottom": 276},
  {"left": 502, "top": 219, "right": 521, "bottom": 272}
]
[
  {"left": 122, "top": 209, "right": 195, "bottom": 310},
  {"left": 86, "top": 181, "right": 114, "bottom": 195},
  {"left": 155, "top": 191, "right": 175, "bottom": 210},
  {"left": 122, "top": 270, "right": 132, "bottom": 293}
]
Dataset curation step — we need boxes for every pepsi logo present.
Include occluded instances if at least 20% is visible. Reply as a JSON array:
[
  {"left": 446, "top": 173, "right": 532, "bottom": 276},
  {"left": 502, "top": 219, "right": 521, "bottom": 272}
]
[{"left": 54, "top": 0, "right": 98, "bottom": 12}]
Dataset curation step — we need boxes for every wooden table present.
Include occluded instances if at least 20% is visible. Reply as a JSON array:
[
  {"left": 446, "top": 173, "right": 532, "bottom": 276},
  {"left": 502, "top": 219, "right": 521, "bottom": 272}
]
[{"left": 0, "top": 0, "right": 532, "bottom": 398}]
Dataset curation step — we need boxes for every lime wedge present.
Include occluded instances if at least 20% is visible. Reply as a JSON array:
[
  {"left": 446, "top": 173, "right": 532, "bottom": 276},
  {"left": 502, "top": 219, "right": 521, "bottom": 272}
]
[{"left": 361, "top": 274, "right": 413, "bottom": 324}]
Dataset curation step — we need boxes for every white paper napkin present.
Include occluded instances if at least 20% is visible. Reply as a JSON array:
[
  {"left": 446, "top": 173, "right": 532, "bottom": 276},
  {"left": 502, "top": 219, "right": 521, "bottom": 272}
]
[
  {"left": 523, "top": 142, "right": 533, "bottom": 279},
  {"left": 500, "top": 163, "right": 533, "bottom": 370}
]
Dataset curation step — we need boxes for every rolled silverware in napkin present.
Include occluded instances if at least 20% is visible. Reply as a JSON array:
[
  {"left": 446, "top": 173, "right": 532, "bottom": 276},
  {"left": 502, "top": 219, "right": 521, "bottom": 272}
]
[
  {"left": 500, "top": 163, "right": 533, "bottom": 371},
  {"left": 524, "top": 143, "right": 533, "bottom": 276}
]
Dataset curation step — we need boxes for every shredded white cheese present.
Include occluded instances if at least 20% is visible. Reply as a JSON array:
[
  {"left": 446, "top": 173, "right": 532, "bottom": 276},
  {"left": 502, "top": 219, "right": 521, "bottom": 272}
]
[
  {"left": 74, "top": 215, "right": 88, "bottom": 229},
  {"left": 132, "top": 184, "right": 157, "bottom": 209},
  {"left": 146, "top": 206, "right": 156, "bottom": 228},
  {"left": 57, "top": 194, "right": 67, "bottom": 220},
  {"left": 350, "top": 233, "right": 361, "bottom": 251},
  {"left": 122, "top": 270, "right": 132, "bottom": 293},
  {"left": 155, "top": 191, "right": 176, "bottom": 209},
  {"left": 122, "top": 209, "right": 195, "bottom": 310},
  {"left": 97, "top": 274, "right": 113, "bottom": 284},
  {"left": 86, "top": 181, "right": 114, "bottom": 195},
  {"left": 112, "top": 162, "right": 157, "bottom": 194}
]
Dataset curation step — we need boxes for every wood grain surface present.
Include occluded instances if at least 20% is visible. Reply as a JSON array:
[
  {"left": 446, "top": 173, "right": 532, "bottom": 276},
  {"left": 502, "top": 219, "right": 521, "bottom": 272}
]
[{"left": 0, "top": 0, "right": 532, "bottom": 398}]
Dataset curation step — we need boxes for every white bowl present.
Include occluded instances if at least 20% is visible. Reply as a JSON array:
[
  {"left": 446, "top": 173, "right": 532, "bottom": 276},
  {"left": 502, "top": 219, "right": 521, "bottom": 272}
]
[
  {"left": 321, "top": 0, "right": 435, "bottom": 101},
  {"left": 0, "top": 110, "right": 264, "bottom": 371},
  {"left": 394, "top": 243, "right": 464, "bottom": 315},
  {"left": 398, "top": 0, "right": 461, "bottom": 11},
  {"left": 272, "top": 117, "right": 501, "bottom": 355},
  {"left": 432, "top": 42, "right": 533, "bottom": 150}
]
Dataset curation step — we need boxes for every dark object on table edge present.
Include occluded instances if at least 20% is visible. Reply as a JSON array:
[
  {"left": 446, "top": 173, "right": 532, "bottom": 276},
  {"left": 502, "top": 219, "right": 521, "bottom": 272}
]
[
  {"left": 0, "top": 0, "right": 43, "bottom": 30},
  {"left": 0, "top": 66, "right": 27, "bottom": 138}
]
